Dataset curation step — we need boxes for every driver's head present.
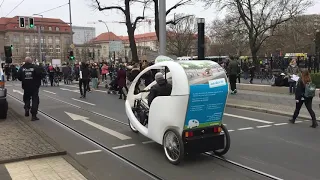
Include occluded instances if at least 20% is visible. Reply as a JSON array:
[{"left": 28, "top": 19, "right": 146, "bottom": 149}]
[{"left": 155, "top": 72, "right": 164, "bottom": 83}]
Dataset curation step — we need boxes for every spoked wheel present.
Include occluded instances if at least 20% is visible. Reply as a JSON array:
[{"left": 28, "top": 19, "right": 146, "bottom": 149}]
[
  {"left": 163, "top": 129, "right": 184, "bottom": 165},
  {"left": 213, "top": 124, "right": 230, "bottom": 156}
]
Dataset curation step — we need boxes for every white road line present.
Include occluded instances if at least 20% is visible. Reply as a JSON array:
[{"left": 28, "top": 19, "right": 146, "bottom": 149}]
[
  {"left": 112, "top": 144, "right": 135, "bottom": 150},
  {"left": 224, "top": 113, "right": 273, "bottom": 124},
  {"left": 76, "top": 150, "right": 102, "bottom": 155},
  {"left": 5, "top": 84, "right": 12, "bottom": 86},
  {"left": 43, "top": 90, "right": 56, "bottom": 94},
  {"left": 44, "top": 95, "right": 81, "bottom": 108},
  {"left": 142, "top": 141, "right": 155, "bottom": 144},
  {"left": 238, "top": 127, "right": 254, "bottom": 131},
  {"left": 295, "top": 121, "right": 303, "bottom": 123},
  {"left": 274, "top": 123, "right": 288, "bottom": 126},
  {"left": 257, "top": 125, "right": 272, "bottom": 128},
  {"left": 72, "top": 98, "right": 96, "bottom": 106},
  {"left": 94, "top": 89, "right": 108, "bottom": 93},
  {"left": 228, "top": 129, "right": 235, "bottom": 132}
]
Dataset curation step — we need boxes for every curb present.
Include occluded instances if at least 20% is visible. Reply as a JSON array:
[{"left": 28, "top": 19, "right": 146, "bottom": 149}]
[
  {"left": 0, "top": 107, "right": 67, "bottom": 165},
  {"left": 226, "top": 103, "right": 320, "bottom": 122},
  {"left": 63, "top": 155, "right": 97, "bottom": 180}
]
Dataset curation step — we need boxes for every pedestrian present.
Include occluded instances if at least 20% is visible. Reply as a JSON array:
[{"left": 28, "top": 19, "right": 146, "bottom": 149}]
[
  {"left": 249, "top": 62, "right": 255, "bottom": 84},
  {"left": 286, "top": 59, "right": 300, "bottom": 94},
  {"left": 91, "top": 64, "right": 99, "bottom": 90},
  {"left": 48, "top": 63, "right": 55, "bottom": 86},
  {"left": 117, "top": 64, "right": 127, "bottom": 100},
  {"left": 18, "top": 57, "right": 44, "bottom": 121},
  {"left": 289, "top": 69, "right": 318, "bottom": 128},
  {"left": 79, "top": 62, "right": 90, "bottom": 98},
  {"left": 87, "top": 64, "right": 92, "bottom": 93},
  {"left": 101, "top": 63, "right": 108, "bottom": 82},
  {"left": 227, "top": 56, "right": 240, "bottom": 94}
]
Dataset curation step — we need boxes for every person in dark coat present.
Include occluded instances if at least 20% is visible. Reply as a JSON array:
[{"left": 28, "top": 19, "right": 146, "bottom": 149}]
[
  {"left": 79, "top": 62, "right": 90, "bottom": 98},
  {"left": 129, "top": 64, "right": 141, "bottom": 94},
  {"left": 117, "top": 64, "right": 127, "bottom": 100},
  {"left": 148, "top": 72, "right": 172, "bottom": 106}
]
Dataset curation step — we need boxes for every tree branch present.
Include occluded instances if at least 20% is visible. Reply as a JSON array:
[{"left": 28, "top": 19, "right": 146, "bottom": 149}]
[
  {"left": 166, "top": 0, "right": 192, "bottom": 16},
  {"left": 94, "top": 0, "right": 125, "bottom": 13},
  {"left": 166, "top": 15, "right": 193, "bottom": 25}
]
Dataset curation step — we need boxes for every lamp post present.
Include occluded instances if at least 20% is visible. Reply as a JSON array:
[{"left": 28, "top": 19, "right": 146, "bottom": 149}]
[
  {"left": 98, "top": 20, "right": 115, "bottom": 62},
  {"left": 33, "top": 14, "right": 43, "bottom": 63},
  {"left": 197, "top": 18, "right": 205, "bottom": 60},
  {"left": 159, "top": 0, "right": 166, "bottom": 55}
]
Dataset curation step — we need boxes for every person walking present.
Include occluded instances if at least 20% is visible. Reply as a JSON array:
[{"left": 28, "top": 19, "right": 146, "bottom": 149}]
[
  {"left": 117, "top": 64, "right": 127, "bottom": 100},
  {"left": 227, "top": 56, "right": 240, "bottom": 94},
  {"left": 91, "top": 63, "right": 99, "bottom": 90},
  {"left": 101, "top": 63, "right": 108, "bottom": 82},
  {"left": 289, "top": 69, "right": 318, "bottom": 128},
  {"left": 79, "top": 62, "right": 90, "bottom": 98},
  {"left": 18, "top": 57, "right": 44, "bottom": 121}
]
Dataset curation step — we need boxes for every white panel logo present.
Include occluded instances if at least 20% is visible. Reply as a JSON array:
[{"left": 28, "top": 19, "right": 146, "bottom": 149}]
[{"left": 208, "top": 78, "right": 226, "bottom": 88}]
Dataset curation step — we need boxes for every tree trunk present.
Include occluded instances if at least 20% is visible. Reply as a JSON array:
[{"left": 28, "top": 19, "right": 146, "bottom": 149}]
[
  {"left": 125, "top": 0, "right": 139, "bottom": 63},
  {"left": 154, "top": 0, "right": 160, "bottom": 41}
]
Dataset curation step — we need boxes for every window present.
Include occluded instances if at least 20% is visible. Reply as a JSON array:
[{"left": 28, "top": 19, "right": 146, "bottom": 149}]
[
  {"left": 15, "top": 48, "right": 19, "bottom": 55},
  {"left": 25, "top": 47, "right": 30, "bottom": 54},
  {"left": 41, "top": 37, "right": 46, "bottom": 44},
  {"left": 103, "top": 46, "right": 107, "bottom": 54},
  {"left": 33, "top": 36, "right": 38, "bottom": 44},
  {"left": 48, "top": 27, "right": 52, "bottom": 31},
  {"left": 55, "top": 27, "right": 60, "bottom": 31},
  {"left": 55, "top": 45, "right": 60, "bottom": 53},
  {"left": 55, "top": 37, "right": 60, "bottom": 44},
  {"left": 25, "top": 36, "right": 30, "bottom": 44},
  {"left": 48, "top": 45, "right": 53, "bottom": 52},
  {"left": 48, "top": 36, "right": 53, "bottom": 44},
  {"left": 41, "top": 26, "right": 44, "bottom": 31},
  {"left": 13, "top": 35, "right": 19, "bottom": 43}
]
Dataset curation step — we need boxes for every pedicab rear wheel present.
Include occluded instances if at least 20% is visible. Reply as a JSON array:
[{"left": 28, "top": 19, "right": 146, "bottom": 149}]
[
  {"left": 213, "top": 124, "right": 230, "bottom": 156},
  {"left": 163, "top": 129, "right": 184, "bottom": 165}
]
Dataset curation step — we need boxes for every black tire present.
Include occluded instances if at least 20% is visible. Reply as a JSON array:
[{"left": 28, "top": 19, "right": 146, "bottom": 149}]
[
  {"left": 213, "top": 124, "right": 230, "bottom": 156},
  {"left": 128, "top": 118, "right": 139, "bottom": 133},
  {"left": 163, "top": 129, "right": 184, "bottom": 165}
]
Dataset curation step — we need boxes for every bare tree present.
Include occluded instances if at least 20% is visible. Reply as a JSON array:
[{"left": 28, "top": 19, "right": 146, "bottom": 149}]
[
  {"left": 93, "top": 0, "right": 149, "bottom": 63},
  {"left": 153, "top": 0, "right": 193, "bottom": 41},
  {"left": 166, "top": 14, "right": 196, "bottom": 56},
  {"left": 201, "top": 0, "right": 313, "bottom": 62},
  {"left": 207, "top": 17, "right": 249, "bottom": 56}
]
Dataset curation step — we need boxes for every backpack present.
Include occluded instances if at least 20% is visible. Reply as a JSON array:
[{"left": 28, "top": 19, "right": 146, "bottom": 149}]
[
  {"left": 304, "top": 82, "right": 316, "bottom": 98},
  {"left": 48, "top": 66, "right": 54, "bottom": 72}
]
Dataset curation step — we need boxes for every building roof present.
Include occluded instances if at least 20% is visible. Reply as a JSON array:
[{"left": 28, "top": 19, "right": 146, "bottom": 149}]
[
  {"left": 120, "top": 32, "right": 157, "bottom": 43},
  {"left": 90, "top": 32, "right": 122, "bottom": 42},
  {"left": 0, "top": 16, "right": 71, "bottom": 33}
]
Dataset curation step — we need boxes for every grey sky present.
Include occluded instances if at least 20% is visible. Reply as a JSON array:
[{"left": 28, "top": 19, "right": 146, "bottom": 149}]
[{"left": 0, "top": 0, "right": 319, "bottom": 38}]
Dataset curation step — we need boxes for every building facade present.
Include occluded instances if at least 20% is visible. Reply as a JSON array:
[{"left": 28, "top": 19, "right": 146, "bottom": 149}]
[
  {"left": 0, "top": 16, "right": 72, "bottom": 63},
  {"left": 73, "top": 26, "right": 96, "bottom": 45}
]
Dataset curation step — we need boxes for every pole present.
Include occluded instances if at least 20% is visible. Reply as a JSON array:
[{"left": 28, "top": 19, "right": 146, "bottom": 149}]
[
  {"left": 38, "top": 26, "right": 42, "bottom": 62},
  {"left": 197, "top": 18, "right": 205, "bottom": 60},
  {"left": 159, "top": 0, "right": 166, "bottom": 55},
  {"left": 69, "top": 0, "right": 73, "bottom": 44}
]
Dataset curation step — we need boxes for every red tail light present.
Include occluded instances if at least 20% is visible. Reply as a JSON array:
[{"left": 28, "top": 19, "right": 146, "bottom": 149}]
[
  {"left": 185, "top": 131, "right": 194, "bottom": 137},
  {"left": 213, "top": 126, "right": 222, "bottom": 133}
]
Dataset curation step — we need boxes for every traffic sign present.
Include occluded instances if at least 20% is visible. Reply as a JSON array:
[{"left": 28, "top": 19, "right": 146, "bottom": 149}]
[{"left": 109, "top": 41, "right": 123, "bottom": 52}]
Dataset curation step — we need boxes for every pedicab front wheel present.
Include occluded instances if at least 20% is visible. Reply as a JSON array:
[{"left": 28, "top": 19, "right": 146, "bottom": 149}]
[
  {"left": 163, "top": 129, "right": 184, "bottom": 165},
  {"left": 213, "top": 124, "right": 230, "bottom": 156},
  {"left": 128, "top": 118, "right": 139, "bottom": 133}
]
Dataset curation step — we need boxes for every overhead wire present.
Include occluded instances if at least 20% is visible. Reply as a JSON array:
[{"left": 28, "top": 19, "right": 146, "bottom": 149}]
[
  {"left": 34, "top": 3, "right": 68, "bottom": 15},
  {"left": 5, "top": 0, "right": 25, "bottom": 17},
  {"left": 0, "top": 0, "right": 5, "bottom": 8}
]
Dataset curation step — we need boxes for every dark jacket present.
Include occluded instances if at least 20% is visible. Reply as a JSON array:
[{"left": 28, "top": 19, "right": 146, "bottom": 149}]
[
  {"left": 62, "top": 65, "right": 71, "bottom": 75},
  {"left": 227, "top": 60, "right": 240, "bottom": 75},
  {"left": 129, "top": 68, "right": 140, "bottom": 82},
  {"left": 18, "top": 63, "right": 44, "bottom": 90},
  {"left": 148, "top": 79, "right": 172, "bottom": 106},
  {"left": 80, "top": 66, "right": 90, "bottom": 80},
  {"left": 295, "top": 79, "right": 312, "bottom": 101},
  {"left": 117, "top": 69, "right": 126, "bottom": 88},
  {"left": 90, "top": 68, "right": 99, "bottom": 78}
]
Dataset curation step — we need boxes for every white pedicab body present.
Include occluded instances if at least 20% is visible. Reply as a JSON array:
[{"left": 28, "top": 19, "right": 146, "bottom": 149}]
[{"left": 125, "top": 59, "right": 230, "bottom": 165}]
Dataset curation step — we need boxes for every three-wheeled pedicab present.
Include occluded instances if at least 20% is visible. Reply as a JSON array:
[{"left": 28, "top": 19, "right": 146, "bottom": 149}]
[{"left": 125, "top": 58, "right": 230, "bottom": 165}]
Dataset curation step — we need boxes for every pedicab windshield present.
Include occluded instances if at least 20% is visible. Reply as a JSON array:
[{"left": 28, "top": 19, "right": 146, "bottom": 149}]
[{"left": 176, "top": 60, "right": 229, "bottom": 130}]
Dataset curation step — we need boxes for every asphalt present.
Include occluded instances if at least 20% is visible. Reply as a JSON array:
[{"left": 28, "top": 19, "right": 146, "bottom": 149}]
[{"left": 5, "top": 81, "right": 320, "bottom": 180}]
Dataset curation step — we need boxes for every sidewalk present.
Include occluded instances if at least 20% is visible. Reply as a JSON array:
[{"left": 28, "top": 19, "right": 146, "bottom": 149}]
[
  {"left": 0, "top": 108, "right": 88, "bottom": 180},
  {"left": 227, "top": 90, "right": 320, "bottom": 120}
]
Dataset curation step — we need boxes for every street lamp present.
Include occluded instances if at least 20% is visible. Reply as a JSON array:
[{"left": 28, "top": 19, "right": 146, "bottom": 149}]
[
  {"left": 98, "top": 20, "right": 116, "bottom": 61},
  {"left": 33, "top": 14, "right": 43, "bottom": 62},
  {"left": 197, "top": 18, "right": 205, "bottom": 60}
]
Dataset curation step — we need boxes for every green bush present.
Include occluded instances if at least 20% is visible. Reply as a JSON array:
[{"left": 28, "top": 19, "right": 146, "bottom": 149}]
[{"left": 311, "top": 73, "right": 320, "bottom": 88}]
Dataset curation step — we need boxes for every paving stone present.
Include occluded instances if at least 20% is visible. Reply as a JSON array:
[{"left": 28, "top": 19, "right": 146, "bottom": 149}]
[{"left": 0, "top": 108, "right": 61, "bottom": 163}]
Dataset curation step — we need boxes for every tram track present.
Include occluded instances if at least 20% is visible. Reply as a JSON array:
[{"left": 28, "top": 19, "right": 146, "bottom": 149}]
[{"left": 8, "top": 92, "right": 283, "bottom": 180}]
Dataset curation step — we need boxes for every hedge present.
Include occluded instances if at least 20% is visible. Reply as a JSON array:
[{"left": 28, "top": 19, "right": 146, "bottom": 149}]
[{"left": 311, "top": 73, "right": 320, "bottom": 88}]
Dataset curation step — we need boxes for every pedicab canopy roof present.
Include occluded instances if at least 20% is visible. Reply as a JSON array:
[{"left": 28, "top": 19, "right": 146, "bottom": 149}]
[{"left": 177, "top": 60, "right": 226, "bottom": 85}]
